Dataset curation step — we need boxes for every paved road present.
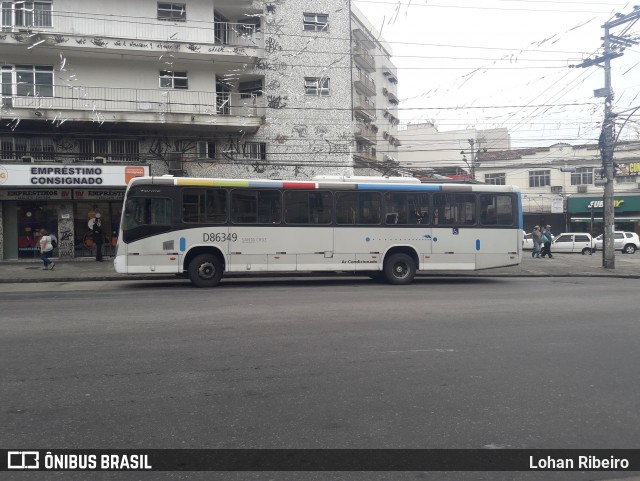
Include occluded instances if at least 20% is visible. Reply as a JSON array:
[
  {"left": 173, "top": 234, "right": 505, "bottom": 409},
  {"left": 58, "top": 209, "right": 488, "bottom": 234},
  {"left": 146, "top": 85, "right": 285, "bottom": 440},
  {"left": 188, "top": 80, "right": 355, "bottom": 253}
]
[
  {"left": 1, "top": 250, "right": 640, "bottom": 285},
  {"left": 2, "top": 278, "right": 640, "bottom": 480}
]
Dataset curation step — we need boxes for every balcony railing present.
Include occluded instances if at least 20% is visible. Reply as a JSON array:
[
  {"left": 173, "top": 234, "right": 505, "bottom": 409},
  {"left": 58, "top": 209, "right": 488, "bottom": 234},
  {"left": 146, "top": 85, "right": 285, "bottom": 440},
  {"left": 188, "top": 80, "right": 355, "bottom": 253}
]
[
  {"left": 353, "top": 71, "right": 376, "bottom": 96},
  {"left": 0, "top": 10, "right": 263, "bottom": 49},
  {"left": 353, "top": 150, "right": 377, "bottom": 162},
  {"left": 354, "top": 100, "right": 376, "bottom": 120},
  {"left": 1, "top": 85, "right": 265, "bottom": 118},
  {"left": 353, "top": 42, "right": 375, "bottom": 72},
  {"left": 354, "top": 124, "right": 377, "bottom": 142}
]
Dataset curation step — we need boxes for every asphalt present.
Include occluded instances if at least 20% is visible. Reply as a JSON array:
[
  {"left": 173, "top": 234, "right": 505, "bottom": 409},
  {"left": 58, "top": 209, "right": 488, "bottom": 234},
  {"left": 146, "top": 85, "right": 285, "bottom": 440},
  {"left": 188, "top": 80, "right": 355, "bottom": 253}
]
[{"left": 1, "top": 250, "right": 639, "bottom": 283}]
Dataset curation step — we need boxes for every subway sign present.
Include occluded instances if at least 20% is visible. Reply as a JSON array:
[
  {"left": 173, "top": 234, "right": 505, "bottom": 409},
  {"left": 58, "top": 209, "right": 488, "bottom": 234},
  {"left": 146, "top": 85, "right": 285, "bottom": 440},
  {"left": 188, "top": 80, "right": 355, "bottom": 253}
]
[{"left": 568, "top": 195, "right": 640, "bottom": 213}]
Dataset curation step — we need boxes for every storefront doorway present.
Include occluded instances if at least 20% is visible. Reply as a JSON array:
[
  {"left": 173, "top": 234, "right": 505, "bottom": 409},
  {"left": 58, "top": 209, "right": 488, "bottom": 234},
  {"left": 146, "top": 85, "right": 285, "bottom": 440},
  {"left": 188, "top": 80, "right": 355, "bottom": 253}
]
[
  {"left": 15, "top": 202, "right": 58, "bottom": 259},
  {"left": 73, "top": 202, "right": 122, "bottom": 258}
]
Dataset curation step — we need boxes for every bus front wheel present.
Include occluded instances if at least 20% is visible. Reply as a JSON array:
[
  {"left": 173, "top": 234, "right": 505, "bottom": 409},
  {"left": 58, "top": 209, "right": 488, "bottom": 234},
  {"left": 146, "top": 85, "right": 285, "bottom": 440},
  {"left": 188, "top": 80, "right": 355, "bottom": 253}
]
[
  {"left": 384, "top": 253, "right": 416, "bottom": 285},
  {"left": 188, "top": 254, "right": 223, "bottom": 287}
]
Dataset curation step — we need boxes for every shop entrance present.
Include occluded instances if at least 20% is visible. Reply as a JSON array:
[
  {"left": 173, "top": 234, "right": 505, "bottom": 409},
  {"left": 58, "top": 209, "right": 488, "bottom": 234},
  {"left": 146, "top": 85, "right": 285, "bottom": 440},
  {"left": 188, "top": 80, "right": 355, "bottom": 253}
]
[
  {"left": 15, "top": 202, "right": 58, "bottom": 259},
  {"left": 73, "top": 202, "right": 122, "bottom": 258}
]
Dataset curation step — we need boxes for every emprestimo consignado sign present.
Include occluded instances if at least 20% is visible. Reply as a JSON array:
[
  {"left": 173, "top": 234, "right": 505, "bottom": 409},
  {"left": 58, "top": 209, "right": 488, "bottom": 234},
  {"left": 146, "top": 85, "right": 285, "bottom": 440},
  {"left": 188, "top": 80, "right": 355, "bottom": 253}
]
[{"left": 0, "top": 164, "right": 148, "bottom": 187}]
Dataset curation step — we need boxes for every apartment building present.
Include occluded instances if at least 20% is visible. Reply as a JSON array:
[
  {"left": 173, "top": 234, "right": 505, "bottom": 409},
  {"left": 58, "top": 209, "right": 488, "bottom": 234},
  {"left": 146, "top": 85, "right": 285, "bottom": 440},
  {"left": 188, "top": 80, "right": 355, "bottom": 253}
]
[{"left": 0, "top": 0, "right": 399, "bottom": 259}]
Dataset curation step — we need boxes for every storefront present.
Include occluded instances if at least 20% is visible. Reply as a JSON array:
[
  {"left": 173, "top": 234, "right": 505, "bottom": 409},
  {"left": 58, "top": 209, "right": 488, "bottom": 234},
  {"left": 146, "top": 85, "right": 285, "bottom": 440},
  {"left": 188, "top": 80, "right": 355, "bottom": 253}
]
[
  {"left": 567, "top": 193, "right": 640, "bottom": 236},
  {"left": 0, "top": 164, "right": 148, "bottom": 260}
]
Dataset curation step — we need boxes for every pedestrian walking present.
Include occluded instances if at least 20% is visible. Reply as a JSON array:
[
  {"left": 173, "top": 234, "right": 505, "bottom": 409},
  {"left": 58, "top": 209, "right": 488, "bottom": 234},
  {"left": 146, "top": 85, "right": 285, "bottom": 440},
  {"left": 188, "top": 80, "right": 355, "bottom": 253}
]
[
  {"left": 540, "top": 225, "right": 554, "bottom": 258},
  {"left": 92, "top": 218, "right": 104, "bottom": 262},
  {"left": 39, "top": 228, "right": 55, "bottom": 270},
  {"left": 531, "top": 225, "right": 542, "bottom": 258}
]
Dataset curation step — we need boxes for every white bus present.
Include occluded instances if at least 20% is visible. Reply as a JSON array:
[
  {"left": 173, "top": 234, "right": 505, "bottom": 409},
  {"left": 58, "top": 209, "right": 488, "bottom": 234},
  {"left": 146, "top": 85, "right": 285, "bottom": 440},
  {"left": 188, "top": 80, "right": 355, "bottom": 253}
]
[{"left": 114, "top": 176, "right": 523, "bottom": 287}]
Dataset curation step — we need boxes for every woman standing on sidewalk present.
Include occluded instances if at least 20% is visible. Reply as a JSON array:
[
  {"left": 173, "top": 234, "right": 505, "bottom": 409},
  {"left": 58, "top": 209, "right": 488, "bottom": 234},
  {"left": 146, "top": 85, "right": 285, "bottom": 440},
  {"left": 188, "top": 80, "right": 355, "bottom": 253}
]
[{"left": 39, "top": 228, "right": 55, "bottom": 270}]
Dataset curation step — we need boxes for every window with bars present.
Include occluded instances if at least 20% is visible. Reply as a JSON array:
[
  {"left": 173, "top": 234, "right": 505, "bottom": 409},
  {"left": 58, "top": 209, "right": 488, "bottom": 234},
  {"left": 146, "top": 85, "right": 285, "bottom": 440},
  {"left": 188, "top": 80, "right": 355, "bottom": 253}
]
[
  {"left": 570, "top": 167, "right": 594, "bottom": 185},
  {"left": 304, "top": 77, "right": 330, "bottom": 96},
  {"left": 242, "top": 142, "right": 266, "bottom": 160},
  {"left": 157, "top": 2, "right": 185, "bottom": 22},
  {"left": 159, "top": 70, "right": 188, "bottom": 89},
  {"left": 303, "top": 13, "right": 328, "bottom": 31},
  {"left": 197, "top": 141, "right": 216, "bottom": 160},
  {"left": 1, "top": 1, "right": 52, "bottom": 29},
  {"left": 0, "top": 136, "right": 54, "bottom": 160},
  {"left": 484, "top": 173, "right": 506, "bottom": 185},
  {"left": 78, "top": 139, "right": 139, "bottom": 162},
  {"left": 529, "top": 170, "right": 550, "bottom": 187}
]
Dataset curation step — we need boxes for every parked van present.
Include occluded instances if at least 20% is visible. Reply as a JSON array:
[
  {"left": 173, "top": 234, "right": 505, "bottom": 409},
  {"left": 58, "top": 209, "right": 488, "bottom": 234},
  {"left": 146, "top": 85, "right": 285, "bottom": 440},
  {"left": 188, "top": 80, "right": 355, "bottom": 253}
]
[{"left": 552, "top": 233, "right": 594, "bottom": 255}]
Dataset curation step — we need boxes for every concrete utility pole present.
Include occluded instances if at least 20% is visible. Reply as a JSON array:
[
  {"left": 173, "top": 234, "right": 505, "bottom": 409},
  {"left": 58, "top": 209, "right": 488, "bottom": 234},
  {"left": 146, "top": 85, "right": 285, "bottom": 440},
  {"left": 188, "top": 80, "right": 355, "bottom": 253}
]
[{"left": 575, "top": 6, "right": 640, "bottom": 269}]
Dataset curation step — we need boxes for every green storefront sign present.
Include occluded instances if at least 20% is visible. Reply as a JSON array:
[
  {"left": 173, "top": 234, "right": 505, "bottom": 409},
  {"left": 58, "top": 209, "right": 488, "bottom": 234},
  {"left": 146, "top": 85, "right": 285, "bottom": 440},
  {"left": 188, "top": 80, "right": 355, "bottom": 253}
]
[{"left": 567, "top": 195, "right": 640, "bottom": 214}]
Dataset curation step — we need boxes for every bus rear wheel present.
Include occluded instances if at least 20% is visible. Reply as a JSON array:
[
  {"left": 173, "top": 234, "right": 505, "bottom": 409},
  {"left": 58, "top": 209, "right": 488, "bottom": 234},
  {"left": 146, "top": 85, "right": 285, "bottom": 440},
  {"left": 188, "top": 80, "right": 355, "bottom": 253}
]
[
  {"left": 384, "top": 253, "right": 416, "bottom": 285},
  {"left": 188, "top": 254, "right": 223, "bottom": 288}
]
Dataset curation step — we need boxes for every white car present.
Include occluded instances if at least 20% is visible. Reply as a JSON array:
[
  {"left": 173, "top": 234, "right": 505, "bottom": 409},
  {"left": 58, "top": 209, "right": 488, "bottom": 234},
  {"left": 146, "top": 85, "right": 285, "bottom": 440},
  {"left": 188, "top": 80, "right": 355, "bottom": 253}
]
[
  {"left": 523, "top": 232, "right": 534, "bottom": 250},
  {"left": 593, "top": 231, "right": 640, "bottom": 254},
  {"left": 551, "top": 233, "right": 595, "bottom": 255}
]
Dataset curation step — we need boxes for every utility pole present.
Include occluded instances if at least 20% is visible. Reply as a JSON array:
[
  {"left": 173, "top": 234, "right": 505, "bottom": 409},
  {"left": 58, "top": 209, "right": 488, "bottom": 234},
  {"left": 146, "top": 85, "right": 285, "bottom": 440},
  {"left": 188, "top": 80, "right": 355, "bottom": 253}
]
[
  {"left": 574, "top": 6, "right": 640, "bottom": 269},
  {"left": 461, "top": 138, "right": 482, "bottom": 181},
  {"left": 601, "top": 24, "right": 616, "bottom": 269}
]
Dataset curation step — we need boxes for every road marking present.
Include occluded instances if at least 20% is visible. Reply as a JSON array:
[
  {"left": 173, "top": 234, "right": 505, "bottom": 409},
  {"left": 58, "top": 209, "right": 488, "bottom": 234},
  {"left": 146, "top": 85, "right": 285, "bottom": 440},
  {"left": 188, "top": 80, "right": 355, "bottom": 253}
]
[{"left": 385, "top": 349, "right": 455, "bottom": 353}]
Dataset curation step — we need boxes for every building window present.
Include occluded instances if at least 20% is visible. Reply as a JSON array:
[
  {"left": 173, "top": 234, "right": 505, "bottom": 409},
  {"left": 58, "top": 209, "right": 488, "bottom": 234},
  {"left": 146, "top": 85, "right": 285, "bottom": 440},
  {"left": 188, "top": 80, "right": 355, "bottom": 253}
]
[
  {"left": 484, "top": 173, "right": 506, "bottom": 185},
  {"left": 529, "top": 170, "right": 550, "bottom": 187},
  {"left": 303, "top": 13, "right": 328, "bottom": 31},
  {"left": 0, "top": 136, "right": 54, "bottom": 160},
  {"left": 159, "top": 70, "right": 188, "bottom": 89},
  {"left": 616, "top": 176, "right": 636, "bottom": 184},
  {"left": 570, "top": 167, "right": 594, "bottom": 185},
  {"left": 1, "top": 65, "right": 53, "bottom": 97},
  {"left": 1, "top": 1, "right": 52, "bottom": 28},
  {"left": 238, "top": 80, "right": 263, "bottom": 99},
  {"left": 243, "top": 142, "right": 266, "bottom": 160},
  {"left": 304, "top": 77, "right": 330, "bottom": 96},
  {"left": 78, "top": 139, "right": 139, "bottom": 162},
  {"left": 157, "top": 2, "right": 186, "bottom": 22},
  {"left": 197, "top": 141, "right": 216, "bottom": 160}
]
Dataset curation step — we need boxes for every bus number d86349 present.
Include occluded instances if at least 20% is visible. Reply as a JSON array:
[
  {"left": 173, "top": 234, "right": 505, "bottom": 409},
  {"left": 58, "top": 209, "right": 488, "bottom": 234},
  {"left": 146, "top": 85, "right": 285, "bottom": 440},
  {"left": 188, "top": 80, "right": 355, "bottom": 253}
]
[{"left": 203, "top": 232, "right": 238, "bottom": 243}]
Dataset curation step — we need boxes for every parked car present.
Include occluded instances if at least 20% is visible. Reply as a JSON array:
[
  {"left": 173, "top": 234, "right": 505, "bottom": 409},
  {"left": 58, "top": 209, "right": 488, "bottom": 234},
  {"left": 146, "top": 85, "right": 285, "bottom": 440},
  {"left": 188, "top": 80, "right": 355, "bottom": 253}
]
[
  {"left": 523, "top": 232, "right": 534, "bottom": 250},
  {"left": 593, "top": 231, "right": 640, "bottom": 254},
  {"left": 551, "top": 233, "right": 595, "bottom": 255}
]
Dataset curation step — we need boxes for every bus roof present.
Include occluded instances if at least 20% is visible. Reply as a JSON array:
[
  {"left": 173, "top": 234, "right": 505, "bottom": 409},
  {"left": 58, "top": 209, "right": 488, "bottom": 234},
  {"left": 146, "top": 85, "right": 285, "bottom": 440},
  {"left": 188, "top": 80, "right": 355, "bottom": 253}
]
[{"left": 128, "top": 176, "right": 520, "bottom": 193}]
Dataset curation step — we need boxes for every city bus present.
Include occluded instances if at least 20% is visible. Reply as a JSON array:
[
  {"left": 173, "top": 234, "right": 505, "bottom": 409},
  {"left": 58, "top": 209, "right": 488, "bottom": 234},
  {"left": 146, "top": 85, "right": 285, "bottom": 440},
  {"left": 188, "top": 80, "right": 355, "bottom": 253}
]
[{"left": 114, "top": 175, "right": 523, "bottom": 287}]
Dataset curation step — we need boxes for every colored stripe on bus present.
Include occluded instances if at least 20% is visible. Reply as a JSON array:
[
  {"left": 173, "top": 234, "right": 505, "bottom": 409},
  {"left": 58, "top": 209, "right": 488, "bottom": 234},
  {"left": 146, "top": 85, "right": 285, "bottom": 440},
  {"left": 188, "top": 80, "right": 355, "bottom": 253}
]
[
  {"left": 250, "top": 181, "right": 283, "bottom": 188},
  {"left": 283, "top": 182, "right": 317, "bottom": 189}
]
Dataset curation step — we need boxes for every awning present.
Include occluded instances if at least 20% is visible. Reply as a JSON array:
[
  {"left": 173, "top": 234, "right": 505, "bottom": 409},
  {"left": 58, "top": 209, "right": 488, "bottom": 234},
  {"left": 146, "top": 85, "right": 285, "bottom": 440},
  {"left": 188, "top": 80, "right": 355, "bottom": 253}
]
[{"left": 571, "top": 216, "right": 640, "bottom": 222}]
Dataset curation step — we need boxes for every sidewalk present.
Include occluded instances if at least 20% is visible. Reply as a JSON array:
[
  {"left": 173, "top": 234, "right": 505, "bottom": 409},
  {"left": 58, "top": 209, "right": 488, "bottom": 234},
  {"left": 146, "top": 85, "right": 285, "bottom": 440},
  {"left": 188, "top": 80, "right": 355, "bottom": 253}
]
[{"left": 1, "top": 252, "right": 638, "bottom": 283}]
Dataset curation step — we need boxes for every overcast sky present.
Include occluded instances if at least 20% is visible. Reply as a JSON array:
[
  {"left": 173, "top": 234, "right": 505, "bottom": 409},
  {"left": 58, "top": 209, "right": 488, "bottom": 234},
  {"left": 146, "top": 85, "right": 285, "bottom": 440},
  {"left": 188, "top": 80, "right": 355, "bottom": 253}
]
[{"left": 353, "top": 0, "right": 640, "bottom": 148}]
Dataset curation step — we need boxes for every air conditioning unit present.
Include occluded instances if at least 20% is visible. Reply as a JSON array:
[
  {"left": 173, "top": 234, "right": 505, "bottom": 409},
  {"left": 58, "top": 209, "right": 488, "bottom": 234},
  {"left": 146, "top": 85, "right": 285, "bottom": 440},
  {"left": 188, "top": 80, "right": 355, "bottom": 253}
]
[
  {"left": 168, "top": 152, "right": 182, "bottom": 169},
  {"left": 94, "top": 157, "right": 106, "bottom": 164},
  {"left": 22, "top": 156, "right": 34, "bottom": 163},
  {"left": 550, "top": 186, "right": 563, "bottom": 193},
  {"left": 577, "top": 185, "right": 588, "bottom": 193}
]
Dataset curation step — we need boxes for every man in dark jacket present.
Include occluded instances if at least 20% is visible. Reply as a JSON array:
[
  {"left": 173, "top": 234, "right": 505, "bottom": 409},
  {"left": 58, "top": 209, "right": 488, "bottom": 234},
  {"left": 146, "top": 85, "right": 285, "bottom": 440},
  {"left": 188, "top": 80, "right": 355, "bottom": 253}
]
[{"left": 92, "top": 218, "right": 104, "bottom": 262}]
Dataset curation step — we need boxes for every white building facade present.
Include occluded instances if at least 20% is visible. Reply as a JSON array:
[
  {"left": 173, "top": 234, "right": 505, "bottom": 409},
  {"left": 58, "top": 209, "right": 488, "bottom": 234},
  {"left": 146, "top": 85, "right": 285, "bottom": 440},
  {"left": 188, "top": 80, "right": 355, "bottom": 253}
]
[
  {"left": 0, "top": 0, "right": 399, "bottom": 259},
  {"left": 476, "top": 142, "right": 640, "bottom": 235}
]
